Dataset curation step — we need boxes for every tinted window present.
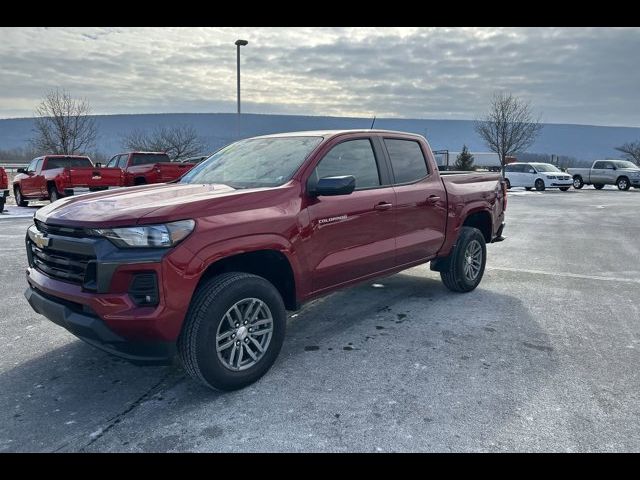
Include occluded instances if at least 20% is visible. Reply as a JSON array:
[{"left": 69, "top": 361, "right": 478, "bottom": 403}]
[
  {"left": 505, "top": 164, "right": 517, "bottom": 172},
  {"left": 131, "top": 153, "right": 171, "bottom": 166},
  {"left": 118, "top": 155, "right": 129, "bottom": 168},
  {"left": 181, "top": 136, "right": 323, "bottom": 189},
  {"left": 45, "top": 157, "right": 93, "bottom": 169},
  {"left": 384, "top": 139, "right": 428, "bottom": 184},
  {"left": 314, "top": 139, "right": 380, "bottom": 189}
]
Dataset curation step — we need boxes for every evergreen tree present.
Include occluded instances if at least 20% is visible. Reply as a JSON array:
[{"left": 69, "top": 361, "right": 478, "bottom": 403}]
[{"left": 454, "top": 145, "right": 475, "bottom": 171}]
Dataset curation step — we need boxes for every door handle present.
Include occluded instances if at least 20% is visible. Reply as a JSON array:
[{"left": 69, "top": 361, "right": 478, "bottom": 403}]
[
  {"left": 374, "top": 202, "right": 393, "bottom": 211},
  {"left": 426, "top": 195, "right": 441, "bottom": 205}
]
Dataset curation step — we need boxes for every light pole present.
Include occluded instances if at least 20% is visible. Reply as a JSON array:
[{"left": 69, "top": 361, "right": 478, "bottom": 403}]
[{"left": 235, "top": 39, "right": 248, "bottom": 114}]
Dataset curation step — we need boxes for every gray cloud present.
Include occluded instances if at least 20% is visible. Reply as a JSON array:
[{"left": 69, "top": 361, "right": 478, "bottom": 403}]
[{"left": 0, "top": 27, "right": 639, "bottom": 126}]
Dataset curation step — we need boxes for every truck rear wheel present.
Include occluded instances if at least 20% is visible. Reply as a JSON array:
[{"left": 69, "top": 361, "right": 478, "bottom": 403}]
[
  {"left": 14, "top": 187, "right": 28, "bottom": 207},
  {"left": 178, "top": 272, "right": 286, "bottom": 391},
  {"left": 0, "top": 197, "right": 5, "bottom": 212},
  {"left": 440, "top": 226, "right": 487, "bottom": 293},
  {"left": 617, "top": 177, "right": 630, "bottom": 191}
]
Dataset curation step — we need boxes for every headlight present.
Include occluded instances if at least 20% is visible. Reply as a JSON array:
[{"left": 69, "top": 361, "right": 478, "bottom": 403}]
[{"left": 92, "top": 220, "right": 195, "bottom": 248}]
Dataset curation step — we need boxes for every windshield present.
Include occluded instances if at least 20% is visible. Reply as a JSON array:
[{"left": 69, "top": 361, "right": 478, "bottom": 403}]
[
  {"left": 131, "top": 153, "right": 171, "bottom": 165},
  {"left": 531, "top": 163, "right": 561, "bottom": 173},
  {"left": 180, "top": 136, "right": 323, "bottom": 189},
  {"left": 45, "top": 157, "right": 93, "bottom": 169},
  {"left": 612, "top": 160, "right": 639, "bottom": 169}
]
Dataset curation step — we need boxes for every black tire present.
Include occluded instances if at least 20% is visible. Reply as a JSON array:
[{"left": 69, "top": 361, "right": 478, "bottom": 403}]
[
  {"left": 525, "top": 187, "right": 532, "bottom": 191},
  {"left": 573, "top": 176, "right": 584, "bottom": 189},
  {"left": 505, "top": 179, "right": 511, "bottom": 190},
  {"left": 0, "top": 197, "right": 5, "bottom": 213},
  {"left": 14, "top": 187, "right": 28, "bottom": 207},
  {"left": 134, "top": 177, "right": 147, "bottom": 186},
  {"left": 178, "top": 272, "right": 286, "bottom": 391},
  {"left": 440, "top": 226, "right": 487, "bottom": 293},
  {"left": 535, "top": 179, "right": 546, "bottom": 191},
  {"left": 559, "top": 187, "right": 570, "bottom": 191},
  {"left": 48, "top": 185, "right": 61, "bottom": 202},
  {"left": 616, "top": 177, "right": 630, "bottom": 191},
  {"left": 593, "top": 184, "right": 605, "bottom": 190}
]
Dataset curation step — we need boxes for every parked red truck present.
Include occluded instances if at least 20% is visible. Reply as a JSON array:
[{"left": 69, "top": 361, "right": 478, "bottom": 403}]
[
  {"left": 24, "top": 130, "right": 506, "bottom": 391},
  {"left": 105, "top": 151, "right": 196, "bottom": 186},
  {"left": 0, "top": 166, "right": 9, "bottom": 212},
  {"left": 12, "top": 155, "right": 124, "bottom": 206}
]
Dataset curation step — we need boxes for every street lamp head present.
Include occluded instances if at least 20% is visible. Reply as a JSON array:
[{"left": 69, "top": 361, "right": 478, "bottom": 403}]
[{"left": 235, "top": 39, "right": 248, "bottom": 47}]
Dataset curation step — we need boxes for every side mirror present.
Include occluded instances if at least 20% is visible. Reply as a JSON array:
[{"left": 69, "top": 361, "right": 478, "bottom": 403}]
[
  {"left": 309, "top": 175, "right": 356, "bottom": 197},
  {"left": 95, "top": 162, "right": 102, "bottom": 168},
  {"left": 17, "top": 167, "right": 27, "bottom": 174}
]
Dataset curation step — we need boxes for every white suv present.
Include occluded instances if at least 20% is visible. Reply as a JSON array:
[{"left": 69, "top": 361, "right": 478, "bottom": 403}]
[{"left": 504, "top": 162, "right": 573, "bottom": 191}]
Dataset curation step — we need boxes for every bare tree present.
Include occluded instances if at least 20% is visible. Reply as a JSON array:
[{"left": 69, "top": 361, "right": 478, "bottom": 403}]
[
  {"left": 615, "top": 141, "right": 640, "bottom": 166},
  {"left": 31, "top": 89, "right": 97, "bottom": 155},
  {"left": 121, "top": 125, "right": 206, "bottom": 161},
  {"left": 474, "top": 92, "right": 543, "bottom": 175}
]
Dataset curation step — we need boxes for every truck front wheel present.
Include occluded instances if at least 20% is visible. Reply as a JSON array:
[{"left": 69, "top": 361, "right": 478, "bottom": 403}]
[
  {"left": 48, "top": 185, "right": 61, "bottom": 202},
  {"left": 178, "top": 272, "right": 286, "bottom": 391},
  {"left": 14, "top": 187, "right": 28, "bottom": 207},
  {"left": 439, "top": 226, "right": 487, "bottom": 293},
  {"left": 573, "top": 176, "right": 584, "bottom": 189}
]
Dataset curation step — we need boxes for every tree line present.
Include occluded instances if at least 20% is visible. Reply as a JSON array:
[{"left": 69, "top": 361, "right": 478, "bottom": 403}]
[{"left": 2, "top": 89, "right": 640, "bottom": 170}]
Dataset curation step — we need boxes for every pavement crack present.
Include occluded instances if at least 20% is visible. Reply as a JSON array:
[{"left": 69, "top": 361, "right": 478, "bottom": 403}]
[{"left": 69, "top": 370, "right": 184, "bottom": 452}]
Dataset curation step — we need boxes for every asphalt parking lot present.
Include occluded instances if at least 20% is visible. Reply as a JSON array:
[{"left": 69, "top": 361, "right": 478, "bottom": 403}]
[{"left": 1, "top": 186, "right": 639, "bottom": 452}]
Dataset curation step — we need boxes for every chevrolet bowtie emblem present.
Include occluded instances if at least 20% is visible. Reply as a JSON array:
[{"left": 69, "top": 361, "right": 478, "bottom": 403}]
[{"left": 33, "top": 231, "right": 50, "bottom": 249}]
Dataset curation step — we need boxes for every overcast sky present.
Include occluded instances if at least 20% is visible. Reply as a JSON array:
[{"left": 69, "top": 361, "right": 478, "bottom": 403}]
[{"left": 1, "top": 27, "right": 639, "bottom": 127}]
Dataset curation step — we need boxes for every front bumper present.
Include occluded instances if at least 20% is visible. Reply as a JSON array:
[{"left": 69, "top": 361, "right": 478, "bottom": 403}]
[
  {"left": 25, "top": 286, "right": 175, "bottom": 364},
  {"left": 24, "top": 222, "right": 199, "bottom": 355}
]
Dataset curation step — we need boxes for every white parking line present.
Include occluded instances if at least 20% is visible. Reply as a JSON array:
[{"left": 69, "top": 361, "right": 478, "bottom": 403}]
[{"left": 487, "top": 266, "right": 640, "bottom": 284}]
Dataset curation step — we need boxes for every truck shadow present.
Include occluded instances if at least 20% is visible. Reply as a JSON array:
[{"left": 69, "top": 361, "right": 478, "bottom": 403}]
[{"left": 0, "top": 267, "right": 557, "bottom": 451}]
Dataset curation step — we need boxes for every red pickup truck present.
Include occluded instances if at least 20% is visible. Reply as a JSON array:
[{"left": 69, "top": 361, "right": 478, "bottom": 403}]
[
  {"left": 0, "top": 167, "right": 9, "bottom": 212},
  {"left": 13, "top": 155, "right": 124, "bottom": 206},
  {"left": 24, "top": 130, "right": 506, "bottom": 391},
  {"left": 105, "top": 151, "right": 196, "bottom": 186}
]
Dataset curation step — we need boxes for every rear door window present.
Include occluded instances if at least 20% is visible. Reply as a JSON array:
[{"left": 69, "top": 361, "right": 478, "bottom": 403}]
[{"left": 384, "top": 139, "right": 429, "bottom": 184}]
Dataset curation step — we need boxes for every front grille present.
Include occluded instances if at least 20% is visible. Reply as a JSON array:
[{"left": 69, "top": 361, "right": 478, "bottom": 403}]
[
  {"left": 34, "top": 219, "right": 89, "bottom": 238},
  {"left": 29, "top": 241, "right": 95, "bottom": 285}
]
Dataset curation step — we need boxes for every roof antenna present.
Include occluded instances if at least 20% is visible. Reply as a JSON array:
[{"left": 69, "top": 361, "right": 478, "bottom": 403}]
[{"left": 370, "top": 115, "right": 377, "bottom": 130}]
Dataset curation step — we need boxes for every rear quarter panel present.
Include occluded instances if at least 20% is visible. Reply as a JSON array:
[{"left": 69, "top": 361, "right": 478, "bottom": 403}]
[{"left": 439, "top": 172, "right": 504, "bottom": 256}]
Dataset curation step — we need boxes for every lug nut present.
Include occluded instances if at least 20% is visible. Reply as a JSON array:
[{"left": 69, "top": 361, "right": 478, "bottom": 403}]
[
  {"left": 245, "top": 338, "right": 250, "bottom": 343},
  {"left": 236, "top": 340, "right": 240, "bottom": 346},
  {"left": 235, "top": 323, "right": 240, "bottom": 328},
  {"left": 248, "top": 327, "right": 253, "bottom": 332},
  {"left": 231, "top": 333, "right": 236, "bottom": 338}
]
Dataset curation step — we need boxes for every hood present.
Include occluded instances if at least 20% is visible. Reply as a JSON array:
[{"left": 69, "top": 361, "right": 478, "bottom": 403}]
[{"left": 35, "top": 182, "right": 253, "bottom": 228}]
